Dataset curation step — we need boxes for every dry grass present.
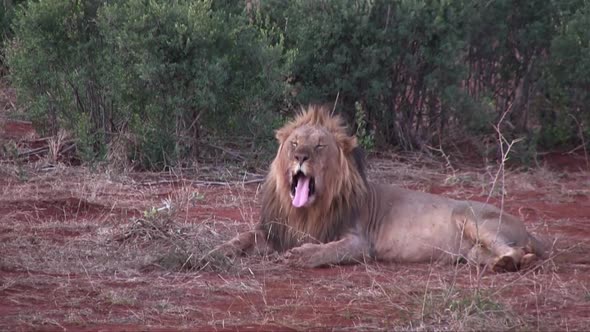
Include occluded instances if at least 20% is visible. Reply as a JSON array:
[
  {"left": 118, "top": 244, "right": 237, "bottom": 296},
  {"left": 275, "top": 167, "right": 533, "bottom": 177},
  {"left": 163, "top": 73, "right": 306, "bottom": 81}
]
[
  {"left": 1, "top": 154, "right": 589, "bottom": 330},
  {"left": 113, "top": 208, "right": 237, "bottom": 273},
  {"left": 2, "top": 78, "right": 590, "bottom": 330}
]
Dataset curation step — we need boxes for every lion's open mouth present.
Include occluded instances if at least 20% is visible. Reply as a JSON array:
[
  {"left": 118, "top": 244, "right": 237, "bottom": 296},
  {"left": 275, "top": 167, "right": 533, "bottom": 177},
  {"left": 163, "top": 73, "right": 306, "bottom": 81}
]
[{"left": 290, "top": 171, "right": 315, "bottom": 207}]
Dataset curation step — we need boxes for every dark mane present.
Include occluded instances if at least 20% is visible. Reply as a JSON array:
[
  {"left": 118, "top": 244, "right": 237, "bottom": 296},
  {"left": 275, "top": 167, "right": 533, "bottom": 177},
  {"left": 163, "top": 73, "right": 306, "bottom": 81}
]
[{"left": 352, "top": 146, "right": 368, "bottom": 185}]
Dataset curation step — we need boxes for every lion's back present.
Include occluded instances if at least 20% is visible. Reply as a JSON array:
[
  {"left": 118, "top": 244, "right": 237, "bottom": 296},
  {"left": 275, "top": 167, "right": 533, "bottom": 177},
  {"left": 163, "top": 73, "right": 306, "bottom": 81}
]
[{"left": 363, "top": 183, "right": 462, "bottom": 262}]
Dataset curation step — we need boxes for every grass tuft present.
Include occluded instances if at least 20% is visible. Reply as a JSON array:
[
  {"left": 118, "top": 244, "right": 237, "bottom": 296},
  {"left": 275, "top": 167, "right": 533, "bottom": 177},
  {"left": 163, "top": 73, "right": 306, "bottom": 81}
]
[{"left": 113, "top": 208, "right": 236, "bottom": 273}]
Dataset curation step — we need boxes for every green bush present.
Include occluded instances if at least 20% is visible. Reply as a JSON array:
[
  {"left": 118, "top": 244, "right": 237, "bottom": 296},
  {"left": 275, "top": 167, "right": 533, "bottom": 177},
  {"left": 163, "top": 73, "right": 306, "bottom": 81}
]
[
  {"left": 98, "top": 0, "right": 289, "bottom": 169},
  {"left": 1, "top": 0, "right": 26, "bottom": 71},
  {"left": 539, "top": 1, "right": 590, "bottom": 148},
  {"left": 256, "top": 0, "right": 589, "bottom": 156},
  {"left": 6, "top": 0, "right": 289, "bottom": 169},
  {"left": 258, "top": 1, "right": 483, "bottom": 149},
  {"left": 4, "top": 0, "right": 589, "bottom": 168},
  {"left": 5, "top": 0, "right": 109, "bottom": 151}
]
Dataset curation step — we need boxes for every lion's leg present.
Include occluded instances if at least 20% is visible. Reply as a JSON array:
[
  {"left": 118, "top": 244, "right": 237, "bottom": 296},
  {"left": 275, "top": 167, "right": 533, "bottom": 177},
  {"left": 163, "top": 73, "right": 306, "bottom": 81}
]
[
  {"left": 283, "top": 233, "right": 369, "bottom": 268},
  {"left": 453, "top": 208, "right": 525, "bottom": 272},
  {"left": 466, "top": 245, "right": 495, "bottom": 267},
  {"left": 464, "top": 245, "right": 539, "bottom": 272},
  {"left": 209, "top": 229, "right": 271, "bottom": 258}
]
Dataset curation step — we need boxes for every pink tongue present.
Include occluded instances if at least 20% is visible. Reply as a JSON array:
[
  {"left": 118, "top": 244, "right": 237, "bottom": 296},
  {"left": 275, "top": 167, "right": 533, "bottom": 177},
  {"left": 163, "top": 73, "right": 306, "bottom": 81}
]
[{"left": 292, "top": 176, "right": 310, "bottom": 208}]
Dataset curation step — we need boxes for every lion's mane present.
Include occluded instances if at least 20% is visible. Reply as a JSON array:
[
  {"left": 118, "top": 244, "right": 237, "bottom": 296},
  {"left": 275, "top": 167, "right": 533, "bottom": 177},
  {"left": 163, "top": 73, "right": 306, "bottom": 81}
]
[{"left": 257, "top": 105, "right": 368, "bottom": 252}]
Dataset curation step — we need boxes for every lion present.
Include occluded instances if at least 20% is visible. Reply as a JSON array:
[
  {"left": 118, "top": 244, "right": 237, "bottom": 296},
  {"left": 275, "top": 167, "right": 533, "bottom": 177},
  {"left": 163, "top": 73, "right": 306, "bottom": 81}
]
[{"left": 211, "top": 105, "right": 547, "bottom": 271}]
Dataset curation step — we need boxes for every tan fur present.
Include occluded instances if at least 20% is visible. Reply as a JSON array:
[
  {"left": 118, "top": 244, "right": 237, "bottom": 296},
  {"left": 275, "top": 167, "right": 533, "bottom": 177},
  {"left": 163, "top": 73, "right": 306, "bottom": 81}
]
[
  {"left": 258, "top": 105, "right": 367, "bottom": 251},
  {"left": 212, "top": 105, "right": 547, "bottom": 271}
]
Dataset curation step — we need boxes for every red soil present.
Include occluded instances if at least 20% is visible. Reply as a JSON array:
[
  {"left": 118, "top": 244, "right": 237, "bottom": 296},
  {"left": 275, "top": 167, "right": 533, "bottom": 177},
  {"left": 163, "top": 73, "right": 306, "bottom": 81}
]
[
  {"left": 0, "top": 162, "right": 588, "bottom": 330},
  {"left": 1, "top": 82, "right": 589, "bottom": 330}
]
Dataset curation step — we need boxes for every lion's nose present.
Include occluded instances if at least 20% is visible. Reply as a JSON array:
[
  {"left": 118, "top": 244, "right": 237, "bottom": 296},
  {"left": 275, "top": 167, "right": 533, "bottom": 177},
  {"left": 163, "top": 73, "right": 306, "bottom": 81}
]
[{"left": 294, "top": 152, "right": 309, "bottom": 164}]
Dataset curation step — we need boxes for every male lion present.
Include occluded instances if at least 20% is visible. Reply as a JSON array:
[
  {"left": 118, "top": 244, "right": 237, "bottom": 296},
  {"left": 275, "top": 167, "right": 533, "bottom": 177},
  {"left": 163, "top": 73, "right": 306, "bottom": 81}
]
[{"left": 212, "top": 105, "right": 546, "bottom": 271}]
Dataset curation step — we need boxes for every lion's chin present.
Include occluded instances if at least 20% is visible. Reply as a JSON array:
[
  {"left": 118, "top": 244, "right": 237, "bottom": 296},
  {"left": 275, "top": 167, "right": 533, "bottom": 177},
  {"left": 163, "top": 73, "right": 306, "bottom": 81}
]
[{"left": 290, "top": 171, "right": 316, "bottom": 208}]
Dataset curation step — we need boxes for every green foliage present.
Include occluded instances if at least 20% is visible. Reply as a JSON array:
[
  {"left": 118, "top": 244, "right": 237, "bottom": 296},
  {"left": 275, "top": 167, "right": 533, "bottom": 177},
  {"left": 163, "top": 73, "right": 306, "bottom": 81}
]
[
  {"left": 6, "top": 0, "right": 289, "bottom": 169},
  {"left": 5, "top": 0, "right": 109, "bottom": 162},
  {"left": 97, "top": 0, "right": 289, "bottom": 169},
  {"left": 1, "top": 0, "right": 26, "bottom": 71},
  {"left": 354, "top": 101, "right": 374, "bottom": 151},
  {"left": 259, "top": 0, "right": 470, "bottom": 149},
  {"left": 257, "top": 0, "right": 589, "bottom": 156},
  {"left": 3, "top": 0, "right": 589, "bottom": 168},
  {"left": 539, "top": 1, "right": 590, "bottom": 148}
]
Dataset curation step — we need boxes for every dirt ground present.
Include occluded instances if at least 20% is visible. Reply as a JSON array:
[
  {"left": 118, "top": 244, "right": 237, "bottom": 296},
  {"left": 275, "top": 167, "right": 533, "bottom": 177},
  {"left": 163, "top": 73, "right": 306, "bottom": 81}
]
[{"left": 1, "top": 80, "right": 590, "bottom": 331}]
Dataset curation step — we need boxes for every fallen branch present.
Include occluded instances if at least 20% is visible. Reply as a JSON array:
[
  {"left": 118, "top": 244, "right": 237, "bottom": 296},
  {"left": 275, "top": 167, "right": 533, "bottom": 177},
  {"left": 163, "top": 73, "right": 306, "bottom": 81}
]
[
  {"left": 17, "top": 146, "right": 48, "bottom": 158},
  {"left": 17, "top": 141, "right": 76, "bottom": 159},
  {"left": 139, "top": 177, "right": 265, "bottom": 187},
  {"left": 192, "top": 178, "right": 265, "bottom": 186},
  {"left": 203, "top": 143, "right": 246, "bottom": 161}
]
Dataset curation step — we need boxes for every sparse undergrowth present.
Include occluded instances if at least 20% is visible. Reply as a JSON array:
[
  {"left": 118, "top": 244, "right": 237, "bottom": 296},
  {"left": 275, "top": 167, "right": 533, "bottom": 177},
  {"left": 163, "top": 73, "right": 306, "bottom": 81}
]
[
  {"left": 0, "top": 156, "right": 589, "bottom": 330},
  {"left": 113, "top": 208, "right": 237, "bottom": 273}
]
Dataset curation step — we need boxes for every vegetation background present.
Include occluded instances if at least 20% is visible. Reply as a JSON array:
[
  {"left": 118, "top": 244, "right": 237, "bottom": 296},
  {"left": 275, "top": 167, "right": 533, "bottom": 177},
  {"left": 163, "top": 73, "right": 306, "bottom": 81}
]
[{"left": 2, "top": 0, "right": 589, "bottom": 169}]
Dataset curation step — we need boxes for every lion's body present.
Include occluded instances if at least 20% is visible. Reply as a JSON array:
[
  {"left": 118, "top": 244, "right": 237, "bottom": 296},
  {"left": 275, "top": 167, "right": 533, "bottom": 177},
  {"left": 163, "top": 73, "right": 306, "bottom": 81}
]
[
  {"left": 213, "top": 105, "right": 546, "bottom": 271},
  {"left": 363, "top": 184, "right": 543, "bottom": 265}
]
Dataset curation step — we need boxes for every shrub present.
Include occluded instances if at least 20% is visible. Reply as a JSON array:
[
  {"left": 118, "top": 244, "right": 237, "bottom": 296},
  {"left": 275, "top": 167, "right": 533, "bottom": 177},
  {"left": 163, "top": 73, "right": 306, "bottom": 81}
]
[
  {"left": 4, "top": 0, "right": 589, "bottom": 168},
  {"left": 0, "top": 0, "right": 26, "bottom": 72},
  {"left": 6, "top": 0, "right": 289, "bottom": 169},
  {"left": 5, "top": 0, "right": 110, "bottom": 157},
  {"left": 257, "top": 0, "right": 589, "bottom": 157},
  {"left": 98, "top": 0, "right": 289, "bottom": 168},
  {"left": 539, "top": 2, "right": 590, "bottom": 148},
  {"left": 258, "top": 1, "right": 480, "bottom": 149}
]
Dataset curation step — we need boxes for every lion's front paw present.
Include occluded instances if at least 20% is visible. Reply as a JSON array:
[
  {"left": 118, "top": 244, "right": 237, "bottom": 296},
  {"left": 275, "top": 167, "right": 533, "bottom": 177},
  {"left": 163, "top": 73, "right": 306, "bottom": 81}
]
[
  {"left": 492, "top": 255, "right": 518, "bottom": 273},
  {"left": 282, "top": 243, "right": 326, "bottom": 268},
  {"left": 208, "top": 242, "right": 241, "bottom": 259}
]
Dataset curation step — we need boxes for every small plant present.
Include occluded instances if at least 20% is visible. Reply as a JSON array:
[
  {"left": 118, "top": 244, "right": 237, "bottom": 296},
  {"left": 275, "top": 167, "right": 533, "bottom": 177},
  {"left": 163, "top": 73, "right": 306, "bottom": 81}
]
[
  {"left": 447, "top": 293, "right": 502, "bottom": 316},
  {"left": 100, "top": 290, "right": 138, "bottom": 307},
  {"left": 354, "top": 101, "right": 375, "bottom": 151},
  {"left": 1, "top": 140, "right": 18, "bottom": 160},
  {"left": 2, "top": 141, "right": 28, "bottom": 181},
  {"left": 47, "top": 129, "right": 68, "bottom": 164},
  {"left": 419, "top": 287, "right": 520, "bottom": 331}
]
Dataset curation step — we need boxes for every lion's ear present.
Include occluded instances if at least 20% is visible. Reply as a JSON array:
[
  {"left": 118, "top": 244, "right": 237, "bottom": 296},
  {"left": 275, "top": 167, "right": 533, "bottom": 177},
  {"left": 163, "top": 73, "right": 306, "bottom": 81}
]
[
  {"left": 275, "top": 127, "right": 291, "bottom": 143},
  {"left": 337, "top": 135, "right": 358, "bottom": 154}
]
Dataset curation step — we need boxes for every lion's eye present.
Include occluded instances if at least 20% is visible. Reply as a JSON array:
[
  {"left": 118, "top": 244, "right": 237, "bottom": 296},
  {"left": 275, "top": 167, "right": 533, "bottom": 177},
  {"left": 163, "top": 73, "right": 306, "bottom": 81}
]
[
  {"left": 291, "top": 141, "right": 298, "bottom": 148},
  {"left": 315, "top": 144, "right": 326, "bottom": 150}
]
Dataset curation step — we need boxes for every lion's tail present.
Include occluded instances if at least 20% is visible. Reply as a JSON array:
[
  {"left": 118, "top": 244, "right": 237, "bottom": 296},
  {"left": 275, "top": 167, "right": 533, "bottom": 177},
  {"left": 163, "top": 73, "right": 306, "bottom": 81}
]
[
  {"left": 533, "top": 236, "right": 590, "bottom": 265},
  {"left": 527, "top": 233, "right": 549, "bottom": 259}
]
